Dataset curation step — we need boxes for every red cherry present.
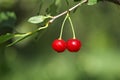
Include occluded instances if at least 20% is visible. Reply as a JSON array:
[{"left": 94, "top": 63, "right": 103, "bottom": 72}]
[
  {"left": 67, "top": 39, "right": 82, "bottom": 52},
  {"left": 52, "top": 39, "right": 66, "bottom": 52}
]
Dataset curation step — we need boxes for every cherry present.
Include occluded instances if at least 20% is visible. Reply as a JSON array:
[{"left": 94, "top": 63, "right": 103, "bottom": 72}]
[
  {"left": 67, "top": 39, "right": 82, "bottom": 52},
  {"left": 52, "top": 39, "right": 66, "bottom": 52}
]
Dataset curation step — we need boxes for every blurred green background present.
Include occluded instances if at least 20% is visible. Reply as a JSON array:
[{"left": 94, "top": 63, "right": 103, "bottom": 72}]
[{"left": 0, "top": 0, "right": 120, "bottom": 80}]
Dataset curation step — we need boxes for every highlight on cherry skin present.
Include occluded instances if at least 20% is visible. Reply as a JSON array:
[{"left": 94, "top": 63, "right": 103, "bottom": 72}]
[
  {"left": 52, "top": 39, "right": 66, "bottom": 52},
  {"left": 66, "top": 38, "right": 82, "bottom": 52}
]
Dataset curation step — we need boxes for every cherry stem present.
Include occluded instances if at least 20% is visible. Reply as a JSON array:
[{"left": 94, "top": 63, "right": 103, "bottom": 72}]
[
  {"left": 59, "top": 14, "right": 69, "bottom": 40},
  {"left": 68, "top": 13, "right": 76, "bottom": 39},
  {"left": 49, "top": 0, "right": 87, "bottom": 23}
]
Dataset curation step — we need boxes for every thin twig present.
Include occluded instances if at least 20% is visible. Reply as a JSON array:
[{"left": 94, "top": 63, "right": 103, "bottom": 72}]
[{"left": 49, "top": 0, "right": 87, "bottom": 23}]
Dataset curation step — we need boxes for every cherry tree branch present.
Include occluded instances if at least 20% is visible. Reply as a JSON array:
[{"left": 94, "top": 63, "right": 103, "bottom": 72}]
[{"left": 6, "top": 0, "right": 87, "bottom": 46}]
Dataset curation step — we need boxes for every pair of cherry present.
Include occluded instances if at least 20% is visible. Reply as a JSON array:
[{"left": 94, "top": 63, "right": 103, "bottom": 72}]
[
  {"left": 52, "top": 13, "right": 82, "bottom": 53},
  {"left": 52, "top": 38, "right": 82, "bottom": 52}
]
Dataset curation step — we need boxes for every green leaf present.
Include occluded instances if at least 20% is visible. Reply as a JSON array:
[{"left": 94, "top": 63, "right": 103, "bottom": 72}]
[
  {"left": 28, "top": 15, "right": 51, "bottom": 24},
  {"left": 87, "top": 0, "right": 97, "bottom": 5},
  {"left": 0, "top": 12, "right": 9, "bottom": 21},
  {"left": 0, "top": 33, "right": 14, "bottom": 44},
  {"left": 0, "top": 11, "right": 16, "bottom": 28}
]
